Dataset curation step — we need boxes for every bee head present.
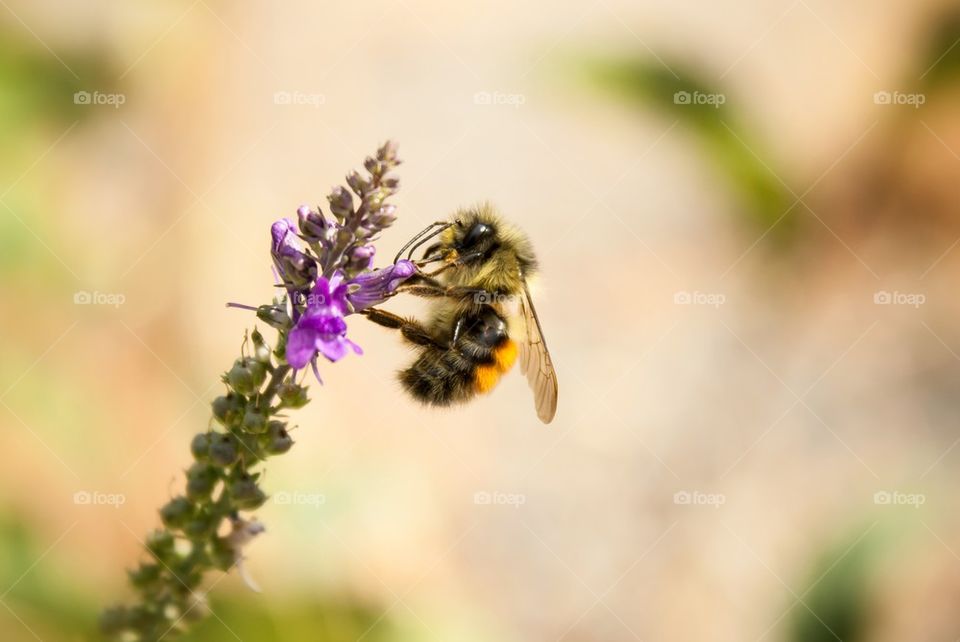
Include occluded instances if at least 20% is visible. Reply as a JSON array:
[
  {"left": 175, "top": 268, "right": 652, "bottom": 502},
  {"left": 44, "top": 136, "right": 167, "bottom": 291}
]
[
  {"left": 418, "top": 205, "right": 537, "bottom": 276},
  {"left": 441, "top": 212, "right": 499, "bottom": 265}
]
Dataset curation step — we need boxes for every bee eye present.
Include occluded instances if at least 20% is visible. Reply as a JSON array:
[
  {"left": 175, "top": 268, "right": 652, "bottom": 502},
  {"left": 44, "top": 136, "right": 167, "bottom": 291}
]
[{"left": 462, "top": 223, "right": 492, "bottom": 249}]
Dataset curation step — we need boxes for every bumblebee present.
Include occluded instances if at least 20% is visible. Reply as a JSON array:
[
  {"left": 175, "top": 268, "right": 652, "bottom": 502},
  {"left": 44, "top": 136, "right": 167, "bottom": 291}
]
[{"left": 362, "top": 204, "right": 559, "bottom": 423}]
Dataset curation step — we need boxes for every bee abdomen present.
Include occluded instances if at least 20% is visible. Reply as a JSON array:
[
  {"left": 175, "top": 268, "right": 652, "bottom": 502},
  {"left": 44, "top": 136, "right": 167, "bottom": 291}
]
[
  {"left": 398, "top": 306, "right": 517, "bottom": 407},
  {"left": 399, "top": 350, "right": 474, "bottom": 406}
]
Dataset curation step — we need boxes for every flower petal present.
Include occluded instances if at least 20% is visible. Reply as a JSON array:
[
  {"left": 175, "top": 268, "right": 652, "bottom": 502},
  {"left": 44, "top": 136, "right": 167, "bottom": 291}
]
[{"left": 286, "top": 325, "right": 319, "bottom": 369}]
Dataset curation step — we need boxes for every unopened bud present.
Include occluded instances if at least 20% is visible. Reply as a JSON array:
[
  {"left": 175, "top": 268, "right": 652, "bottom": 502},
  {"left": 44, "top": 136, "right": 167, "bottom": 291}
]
[
  {"left": 278, "top": 382, "right": 309, "bottom": 408},
  {"left": 128, "top": 562, "right": 161, "bottom": 589},
  {"left": 230, "top": 477, "right": 267, "bottom": 510},
  {"left": 327, "top": 185, "right": 354, "bottom": 219},
  {"left": 297, "top": 205, "right": 331, "bottom": 242},
  {"left": 186, "top": 462, "right": 219, "bottom": 501},
  {"left": 242, "top": 409, "right": 267, "bottom": 434},
  {"left": 251, "top": 328, "right": 272, "bottom": 364},
  {"left": 263, "top": 420, "right": 294, "bottom": 455},
  {"left": 345, "top": 171, "right": 369, "bottom": 196},
  {"left": 256, "top": 304, "right": 291, "bottom": 330},
  {"left": 190, "top": 432, "right": 212, "bottom": 460},
  {"left": 209, "top": 434, "right": 240, "bottom": 467},
  {"left": 159, "top": 496, "right": 193, "bottom": 529},
  {"left": 344, "top": 244, "right": 375, "bottom": 274},
  {"left": 212, "top": 393, "right": 244, "bottom": 426}
]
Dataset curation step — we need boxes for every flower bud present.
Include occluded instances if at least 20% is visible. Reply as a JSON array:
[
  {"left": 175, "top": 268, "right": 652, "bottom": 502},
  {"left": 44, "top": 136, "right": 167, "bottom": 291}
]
[
  {"left": 242, "top": 409, "right": 267, "bottom": 434},
  {"left": 209, "top": 434, "right": 240, "bottom": 467},
  {"left": 210, "top": 537, "right": 236, "bottom": 571},
  {"left": 186, "top": 462, "right": 219, "bottom": 501},
  {"left": 363, "top": 156, "right": 383, "bottom": 175},
  {"left": 257, "top": 304, "right": 291, "bottom": 330},
  {"left": 327, "top": 185, "right": 354, "bottom": 219},
  {"left": 278, "top": 382, "right": 309, "bottom": 408},
  {"left": 128, "top": 562, "right": 161, "bottom": 589},
  {"left": 251, "top": 328, "right": 272, "bottom": 364},
  {"left": 236, "top": 432, "right": 264, "bottom": 464},
  {"left": 226, "top": 359, "right": 266, "bottom": 395},
  {"left": 230, "top": 476, "right": 267, "bottom": 510},
  {"left": 226, "top": 362, "right": 254, "bottom": 395},
  {"left": 171, "top": 559, "right": 203, "bottom": 590},
  {"left": 183, "top": 511, "right": 219, "bottom": 539},
  {"left": 374, "top": 203, "right": 398, "bottom": 226},
  {"left": 160, "top": 496, "right": 194, "bottom": 529},
  {"left": 262, "top": 420, "right": 294, "bottom": 455},
  {"left": 145, "top": 529, "right": 175, "bottom": 558},
  {"left": 362, "top": 192, "right": 385, "bottom": 215},
  {"left": 190, "top": 432, "right": 211, "bottom": 460},
  {"left": 377, "top": 140, "right": 400, "bottom": 164},
  {"left": 212, "top": 393, "right": 244, "bottom": 426},
  {"left": 344, "top": 244, "right": 375, "bottom": 275},
  {"left": 344, "top": 170, "right": 369, "bottom": 196},
  {"left": 297, "top": 205, "right": 331, "bottom": 243},
  {"left": 247, "top": 360, "right": 267, "bottom": 387},
  {"left": 381, "top": 174, "right": 400, "bottom": 191}
]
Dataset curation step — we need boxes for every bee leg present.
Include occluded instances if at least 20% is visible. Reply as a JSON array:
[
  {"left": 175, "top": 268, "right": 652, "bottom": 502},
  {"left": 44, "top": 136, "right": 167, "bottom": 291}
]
[
  {"left": 360, "top": 307, "right": 447, "bottom": 350},
  {"left": 396, "top": 283, "right": 488, "bottom": 302},
  {"left": 450, "top": 316, "right": 466, "bottom": 348}
]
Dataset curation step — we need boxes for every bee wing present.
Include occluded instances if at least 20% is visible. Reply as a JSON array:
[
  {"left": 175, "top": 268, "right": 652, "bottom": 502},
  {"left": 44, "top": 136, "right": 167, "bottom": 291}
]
[{"left": 516, "top": 275, "right": 558, "bottom": 423}]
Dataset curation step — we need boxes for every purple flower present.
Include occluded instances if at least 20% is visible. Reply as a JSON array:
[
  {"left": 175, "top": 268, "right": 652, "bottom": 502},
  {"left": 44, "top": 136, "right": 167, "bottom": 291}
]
[
  {"left": 271, "top": 218, "right": 317, "bottom": 289},
  {"left": 286, "top": 273, "right": 362, "bottom": 369},
  {"left": 346, "top": 259, "right": 416, "bottom": 311}
]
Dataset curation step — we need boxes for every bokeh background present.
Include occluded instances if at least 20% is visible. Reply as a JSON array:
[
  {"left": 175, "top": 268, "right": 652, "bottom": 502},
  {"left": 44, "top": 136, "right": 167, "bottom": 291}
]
[{"left": 3, "top": 0, "right": 960, "bottom": 640}]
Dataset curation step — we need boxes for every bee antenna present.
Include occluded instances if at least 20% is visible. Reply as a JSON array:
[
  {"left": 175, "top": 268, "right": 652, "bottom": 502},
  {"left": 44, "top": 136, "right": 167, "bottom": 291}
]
[{"left": 394, "top": 221, "right": 452, "bottom": 263}]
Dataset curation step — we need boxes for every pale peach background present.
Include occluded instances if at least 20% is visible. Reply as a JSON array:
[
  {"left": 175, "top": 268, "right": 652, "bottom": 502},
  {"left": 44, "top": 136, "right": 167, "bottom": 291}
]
[{"left": 2, "top": 1, "right": 960, "bottom": 640}]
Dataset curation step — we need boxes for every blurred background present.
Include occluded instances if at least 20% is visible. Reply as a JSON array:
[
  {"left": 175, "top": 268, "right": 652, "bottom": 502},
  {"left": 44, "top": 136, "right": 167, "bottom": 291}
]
[{"left": 3, "top": 0, "right": 960, "bottom": 640}]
